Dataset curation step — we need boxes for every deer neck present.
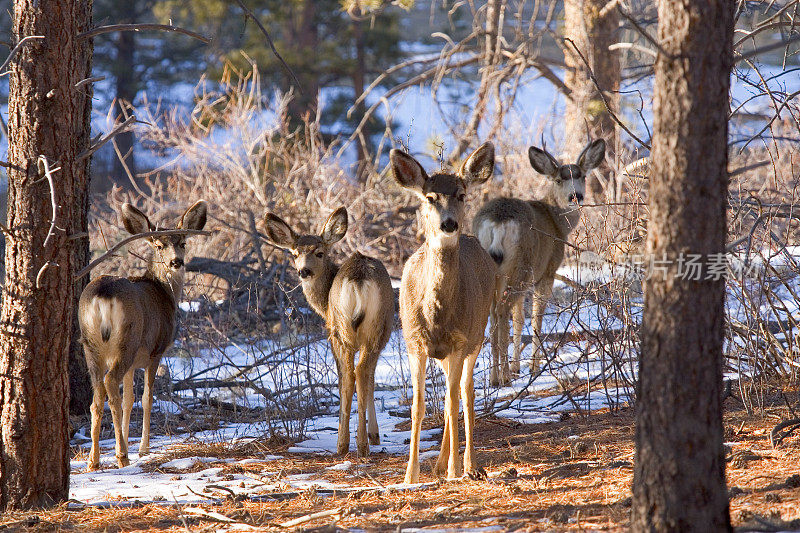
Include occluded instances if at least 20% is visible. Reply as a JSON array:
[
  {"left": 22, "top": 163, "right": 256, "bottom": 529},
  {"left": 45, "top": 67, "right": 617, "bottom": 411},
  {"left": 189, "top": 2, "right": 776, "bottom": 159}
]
[
  {"left": 419, "top": 239, "right": 459, "bottom": 325},
  {"left": 144, "top": 259, "right": 183, "bottom": 309},
  {"left": 540, "top": 188, "right": 581, "bottom": 240},
  {"left": 302, "top": 258, "right": 339, "bottom": 319}
]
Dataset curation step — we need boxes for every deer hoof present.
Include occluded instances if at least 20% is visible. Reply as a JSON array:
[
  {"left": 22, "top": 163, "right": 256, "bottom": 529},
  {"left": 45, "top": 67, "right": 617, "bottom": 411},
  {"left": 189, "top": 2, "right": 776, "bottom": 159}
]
[
  {"left": 368, "top": 432, "right": 380, "bottom": 445},
  {"left": 465, "top": 466, "right": 487, "bottom": 481},
  {"left": 116, "top": 455, "right": 130, "bottom": 468},
  {"left": 87, "top": 461, "right": 100, "bottom": 472}
]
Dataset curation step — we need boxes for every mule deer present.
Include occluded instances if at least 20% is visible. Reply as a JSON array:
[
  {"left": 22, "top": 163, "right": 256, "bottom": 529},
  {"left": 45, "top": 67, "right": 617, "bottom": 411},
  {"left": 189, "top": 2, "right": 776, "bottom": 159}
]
[
  {"left": 390, "top": 143, "right": 497, "bottom": 483},
  {"left": 263, "top": 207, "right": 394, "bottom": 457},
  {"left": 79, "top": 200, "right": 207, "bottom": 470},
  {"left": 474, "top": 140, "right": 605, "bottom": 385}
]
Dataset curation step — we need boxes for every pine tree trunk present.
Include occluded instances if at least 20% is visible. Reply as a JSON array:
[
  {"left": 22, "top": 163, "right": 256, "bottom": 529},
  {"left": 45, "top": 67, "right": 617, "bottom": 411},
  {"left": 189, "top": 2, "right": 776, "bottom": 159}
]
[
  {"left": 287, "top": 0, "right": 319, "bottom": 124},
  {"left": 111, "top": 29, "right": 137, "bottom": 182},
  {"left": 631, "top": 1, "right": 733, "bottom": 531},
  {"left": 563, "top": 0, "right": 619, "bottom": 202},
  {"left": 0, "top": 0, "right": 93, "bottom": 510},
  {"left": 352, "top": 10, "right": 368, "bottom": 183}
]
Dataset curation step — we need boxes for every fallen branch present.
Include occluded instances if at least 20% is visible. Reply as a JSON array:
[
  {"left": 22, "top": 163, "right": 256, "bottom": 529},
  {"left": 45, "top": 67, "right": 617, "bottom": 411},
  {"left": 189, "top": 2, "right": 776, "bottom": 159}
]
[{"left": 280, "top": 507, "right": 344, "bottom": 528}]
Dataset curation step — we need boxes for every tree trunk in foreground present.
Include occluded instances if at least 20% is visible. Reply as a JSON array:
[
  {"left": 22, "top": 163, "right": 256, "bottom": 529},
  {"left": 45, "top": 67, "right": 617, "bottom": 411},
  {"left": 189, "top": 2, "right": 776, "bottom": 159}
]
[
  {"left": 631, "top": 1, "right": 733, "bottom": 531},
  {"left": 0, "top": 0, "right": 93, "bottom": 509},
  {"left": 563, "top": 0, "right": 619, "bottom": 203}
]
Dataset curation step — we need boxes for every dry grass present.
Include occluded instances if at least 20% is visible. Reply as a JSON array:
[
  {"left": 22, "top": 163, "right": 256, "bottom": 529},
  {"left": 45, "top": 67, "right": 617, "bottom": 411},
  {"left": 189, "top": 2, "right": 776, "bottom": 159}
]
[{"left": 5, "top": 404, "right": 800, "bottom": 532}]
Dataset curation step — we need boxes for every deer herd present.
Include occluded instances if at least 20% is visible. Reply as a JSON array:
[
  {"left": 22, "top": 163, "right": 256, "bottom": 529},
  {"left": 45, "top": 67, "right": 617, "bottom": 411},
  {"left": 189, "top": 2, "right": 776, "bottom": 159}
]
[{"left": 79, "top": 138, "right": 606, "bottom": 484}]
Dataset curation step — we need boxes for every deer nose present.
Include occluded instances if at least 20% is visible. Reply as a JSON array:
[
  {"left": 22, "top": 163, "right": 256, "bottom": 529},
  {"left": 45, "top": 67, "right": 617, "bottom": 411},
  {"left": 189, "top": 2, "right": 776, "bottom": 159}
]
[
  {"left": 169, "top": 258, "right": 184, "bottom": 269},
  {"left": 440, "top": 219, "right": 458, "bottom": 233},
  {"left": 298, "top": 267, "right": 313, "bottom": 279},
  {"left": 489, "top": 250, "right": 504, "bottom": 265}
]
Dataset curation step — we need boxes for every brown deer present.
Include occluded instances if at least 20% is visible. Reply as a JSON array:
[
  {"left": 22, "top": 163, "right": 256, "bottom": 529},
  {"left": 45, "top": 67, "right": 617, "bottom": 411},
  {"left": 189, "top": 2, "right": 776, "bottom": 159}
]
[
  {"left": 262, "top": 207, "right": 394, "bottom": 457},
  {"left": 473, "top": 139, "right": 605, "bottom": 385},
  {"left": 79, "top": 200, "right": 207, "bottom": 470},
  {"left": 390, "top": 143, "right": 497, "bottom": 483}
]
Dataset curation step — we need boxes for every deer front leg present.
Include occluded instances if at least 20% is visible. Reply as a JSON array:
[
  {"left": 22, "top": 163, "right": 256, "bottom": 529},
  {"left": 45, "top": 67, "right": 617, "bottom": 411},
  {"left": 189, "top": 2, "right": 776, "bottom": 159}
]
[
  {"left": 355, "top": 357, "right": 371, "bottom": 457},
  {"left": 404, "top": 347, "right": 428, "bottom": 484},
  {"left": 511, "top": 296, "right": 524, "bottom": 376},
  {"left": 462, "top": 348, "right": 483, "bottom": 478},
  {"left": 139, "top": 361, "right": 158, "bottom": 456},
  {"left": 443, "top": 356, "right": 465, "bottom": 479},
  {"left": 122, "top": 370, "right": 134, "bottom": 445},
  {"left": 364, "top": 351, "right": 380, "bottom": 446},
  {"left": 434, "top": 407, "right": 450, "bottom": 478},
  {"left": 530, "top": 279, "right": 553, "bottom": 373}
]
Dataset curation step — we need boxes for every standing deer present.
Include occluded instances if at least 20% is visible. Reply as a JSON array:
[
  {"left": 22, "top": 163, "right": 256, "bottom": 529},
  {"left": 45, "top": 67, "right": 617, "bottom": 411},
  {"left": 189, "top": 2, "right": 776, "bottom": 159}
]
[
  {"left": 79, "top": 200, "right": 207, "bottom": 470},
  {"left": 474, "top": 139, "right": 605, "bottom": 385},
  {"left": 262, "top": 207, "right": 394, "bottom": 457},
  {"left": 390, "top": 143, "right": 497, "bottom": 483}
]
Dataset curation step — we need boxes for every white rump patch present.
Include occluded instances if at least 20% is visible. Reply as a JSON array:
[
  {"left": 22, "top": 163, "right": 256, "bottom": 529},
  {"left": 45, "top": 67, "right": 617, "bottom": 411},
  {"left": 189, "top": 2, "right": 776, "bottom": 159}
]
[
  {"left": 338, "top": 279, "right": 381, "bottom": 330},
  {"left": 476, "top": 219, "right": 520, "bottom": 268}
]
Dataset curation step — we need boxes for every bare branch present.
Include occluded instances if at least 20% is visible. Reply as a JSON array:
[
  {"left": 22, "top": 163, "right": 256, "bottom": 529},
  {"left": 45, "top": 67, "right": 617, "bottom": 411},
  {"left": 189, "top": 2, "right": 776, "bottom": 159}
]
[
  {"left": 74, "top": 229, "right": 214, "bottom": 280},
  {"left": 736, "top": 33, "right": 800, "bottom": 62},
  {"left": 564, "top": 38, "right": 652, "bottom": 150},
  {"left": 0, "top": 35, "right": 44, "bottom": 73},
  {"left": 231, "top": 0, "right": 303, "bottom": 94},
  {"left": 77, "top": 115, "right": 136, "bottom": 161},
  {"left": 79, "top": 24, "right": 210, "bottom": 44}
]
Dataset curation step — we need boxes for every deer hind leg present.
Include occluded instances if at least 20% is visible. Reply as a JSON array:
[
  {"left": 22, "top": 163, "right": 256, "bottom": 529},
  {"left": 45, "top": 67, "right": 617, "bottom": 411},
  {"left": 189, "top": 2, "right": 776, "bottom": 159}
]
[
  {"left": 462, "top": 347, "right": 482, "bottom": 478},
  {"left": 491, "top": 300, "right": 512, "bottom": 387},
  {"left": 355, "top": 350, "right": 372, "bottom": 457},
  {"left": 86, "top": 356, "right": 106, "bottom": 471},
  {"left": 139, "top": 360, "right": 158, "bottom": 456},
  {"left": 363, "top": 347, "right": 381, "bottom": 446},
  {"left": 121, "top": 369, "right": 135, "bottom": 445},
  {"left": 404, "top": 347, "right": 428, "bottom": 484},
  {"left": 511, "top": 296, "right": 525, "bottom": 376},
  {"left": 334, "top": 341, "right": 356, "bottom": 456},
  {"left": 530, "top": 278, "right": 554, "bottom": 373},
  {"left": 103, "top": 362, "right": 129, "bottom": 468}
]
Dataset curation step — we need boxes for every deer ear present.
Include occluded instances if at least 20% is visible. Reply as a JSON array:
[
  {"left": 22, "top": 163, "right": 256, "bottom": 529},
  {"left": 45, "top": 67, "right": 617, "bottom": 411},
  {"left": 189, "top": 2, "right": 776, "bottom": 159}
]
[
  {"left": 321, "top": 207, "right": 348, "bottom": 245},
  {"left": 389, "top": 149, "right": 428, "bottom": 194},
  {"left": 179, "top": 200, "right": 207, "bottom": 231},
  {"left": 121, "top": 203, "right": 154, "bottom": 235},
  {"left": 577, "top": 139, "right": 606, "bottom": 171},
  {"left": 262, "top": 213, "right": 297, "bottom": 249},
  {"left": 460, "top": 142, "right": 495, "bottom": 185},
  {"left": 528, "top": 146, "right": 560, "bottom": 178}
]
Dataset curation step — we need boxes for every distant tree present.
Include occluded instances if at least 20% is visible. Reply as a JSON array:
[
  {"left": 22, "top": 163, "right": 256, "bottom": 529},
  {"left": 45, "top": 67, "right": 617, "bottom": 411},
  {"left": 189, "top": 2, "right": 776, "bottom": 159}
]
[
  {"left": 0, "top": 0, "right": 93, "bottom": 509},
  {"left": 563, "top": 0, "right": 620, "bottom": 203},
  {"left": 631, "top": 0, "right": 734, "bottom": 531},
  {"left": 93, "top": 0, "right": 207, "bottom": 182},
  {"left": 159, "top": 0, "right": 405, "bottom": 177}
]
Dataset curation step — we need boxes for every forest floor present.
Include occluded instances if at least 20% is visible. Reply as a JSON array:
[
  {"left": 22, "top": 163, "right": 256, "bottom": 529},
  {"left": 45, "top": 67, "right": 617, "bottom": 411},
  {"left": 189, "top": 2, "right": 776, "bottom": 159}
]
[{"left": 2, "top": 403, "right": 799, "bottom": 532}]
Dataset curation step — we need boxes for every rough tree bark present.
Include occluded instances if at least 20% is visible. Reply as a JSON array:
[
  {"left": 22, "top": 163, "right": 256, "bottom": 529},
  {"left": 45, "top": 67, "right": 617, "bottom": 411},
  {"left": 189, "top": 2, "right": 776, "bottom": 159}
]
[
  {"left": 631, "top": 1, "right": 733, "bottom": 531},
  {"left": 563, "top": 0, "right": 619, "bottom": 202},
  {"left": 111, "top": 28, "right": 137, "bottom": 181},
  {"left": 0, "top": 0, "right": 93, "bottom": 509}
]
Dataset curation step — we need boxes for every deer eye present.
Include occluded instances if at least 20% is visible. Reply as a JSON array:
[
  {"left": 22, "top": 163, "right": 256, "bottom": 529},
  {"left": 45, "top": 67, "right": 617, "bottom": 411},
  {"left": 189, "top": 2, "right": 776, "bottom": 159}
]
[
  {"left": 426, "top": 194, "right": 437, "bottom": 204},
  {"left": 457, "top": 193, "right": 466, "bottom": 201},
  {"left": 179, "top": 242, "right": 186, "bottom": 249},
  {"left": 315, "top": 251, "right": 324, "bottom": 258}
]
